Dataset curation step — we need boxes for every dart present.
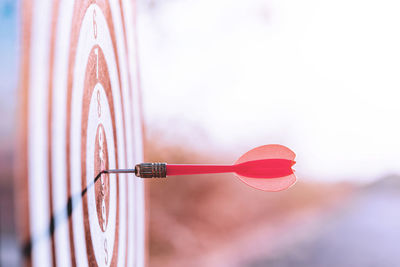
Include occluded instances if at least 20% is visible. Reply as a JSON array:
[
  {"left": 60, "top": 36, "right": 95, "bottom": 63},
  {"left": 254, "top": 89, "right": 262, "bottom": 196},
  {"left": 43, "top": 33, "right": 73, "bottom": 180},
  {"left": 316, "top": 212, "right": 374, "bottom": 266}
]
[{"left": 104, "top": 144, "right": 297, "bottom": 191}]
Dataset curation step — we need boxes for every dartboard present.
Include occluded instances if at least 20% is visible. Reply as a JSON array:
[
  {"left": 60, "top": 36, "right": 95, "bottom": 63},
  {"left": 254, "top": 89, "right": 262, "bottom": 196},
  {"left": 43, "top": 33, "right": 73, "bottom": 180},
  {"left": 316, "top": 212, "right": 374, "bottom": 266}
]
[{"left": 17, "top": 1, "right": 145, "bottom": 266}]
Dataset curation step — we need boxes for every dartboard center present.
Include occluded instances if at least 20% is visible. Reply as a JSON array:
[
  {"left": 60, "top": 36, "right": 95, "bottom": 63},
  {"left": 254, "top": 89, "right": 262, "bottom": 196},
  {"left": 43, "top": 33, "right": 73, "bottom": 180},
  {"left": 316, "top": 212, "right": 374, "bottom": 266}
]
[{"left": 94, "top": 124, "right": 110, "bottom": 232}]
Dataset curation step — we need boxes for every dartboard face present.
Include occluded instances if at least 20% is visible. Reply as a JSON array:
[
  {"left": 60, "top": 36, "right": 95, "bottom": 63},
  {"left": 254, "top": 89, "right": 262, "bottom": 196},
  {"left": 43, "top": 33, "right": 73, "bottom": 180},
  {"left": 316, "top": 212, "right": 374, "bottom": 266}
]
[{"left": 18, "top": 1, "right": 145, "bottom": 266}]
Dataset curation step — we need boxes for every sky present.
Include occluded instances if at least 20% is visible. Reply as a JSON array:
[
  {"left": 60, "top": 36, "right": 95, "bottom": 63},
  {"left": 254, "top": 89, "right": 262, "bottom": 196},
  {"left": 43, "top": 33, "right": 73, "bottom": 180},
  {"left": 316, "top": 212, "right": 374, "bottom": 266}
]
[
  {"left": 0, "top": 0, "right": 18, "bottom": 93},
  {"left": 0, "top": 0, "right": 18, "bottom": 142},
  {"left": 137, "top": 0, "right": 400, "bottom": 182}
]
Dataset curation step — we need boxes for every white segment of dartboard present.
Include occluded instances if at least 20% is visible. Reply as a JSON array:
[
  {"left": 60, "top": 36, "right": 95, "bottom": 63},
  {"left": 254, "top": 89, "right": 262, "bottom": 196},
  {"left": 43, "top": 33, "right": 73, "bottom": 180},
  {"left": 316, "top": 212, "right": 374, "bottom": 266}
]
[
  {"left": 108, "top": 2, "right": 132, "bottom": 265},
  {"left": 70, "top": 4, "right": 126, "bottom": 266},
  {"left": 108, "top": 1, "right": 140, "bottom": 264},
  {"left": 86, "top": 83, "right": 117, "bottom": 267},
  {"left": 28, "top": 0, "right": 53, "bottom": 266},
  {"left": 118, "top": 1, "right": 137, "bottom": 265},
  {"left": 51, "top": 0, "right": 75, "bottom": 266},
  {"left": 120, "top": 1, "right": 146, "bottom": 265}
]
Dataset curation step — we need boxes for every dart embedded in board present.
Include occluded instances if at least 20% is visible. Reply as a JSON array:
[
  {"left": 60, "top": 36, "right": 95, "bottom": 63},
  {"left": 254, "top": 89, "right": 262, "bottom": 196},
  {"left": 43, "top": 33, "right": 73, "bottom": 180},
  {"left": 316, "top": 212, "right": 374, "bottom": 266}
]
[{"left": 103, "top": 144, "right": 297, "bottom": 192}]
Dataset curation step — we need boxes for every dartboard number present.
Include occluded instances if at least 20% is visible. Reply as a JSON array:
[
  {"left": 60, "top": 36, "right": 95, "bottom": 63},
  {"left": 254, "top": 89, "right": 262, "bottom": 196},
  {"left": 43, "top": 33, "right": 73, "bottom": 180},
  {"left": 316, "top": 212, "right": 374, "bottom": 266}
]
[{"left": 93, "top": 8, "right": 97, "bottom": 39}]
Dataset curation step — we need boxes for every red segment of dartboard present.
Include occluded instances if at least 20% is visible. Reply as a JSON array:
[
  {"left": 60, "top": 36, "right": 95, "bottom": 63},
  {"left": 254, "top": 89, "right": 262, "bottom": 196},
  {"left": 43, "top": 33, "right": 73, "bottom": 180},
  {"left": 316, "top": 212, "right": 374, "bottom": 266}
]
[{"left": 234, "top": 144, "right": 297, "bottom": 191}]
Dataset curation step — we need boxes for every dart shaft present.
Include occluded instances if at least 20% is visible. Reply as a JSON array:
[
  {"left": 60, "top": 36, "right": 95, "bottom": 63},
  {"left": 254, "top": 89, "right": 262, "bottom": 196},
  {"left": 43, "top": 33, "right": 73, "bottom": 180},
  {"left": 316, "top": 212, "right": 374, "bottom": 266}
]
[
  {"left": 134, "top": 163, "right": 233, "bottom": 177},
  {"left": 167, "top": 164, "right": 233, "bottom": 176}
]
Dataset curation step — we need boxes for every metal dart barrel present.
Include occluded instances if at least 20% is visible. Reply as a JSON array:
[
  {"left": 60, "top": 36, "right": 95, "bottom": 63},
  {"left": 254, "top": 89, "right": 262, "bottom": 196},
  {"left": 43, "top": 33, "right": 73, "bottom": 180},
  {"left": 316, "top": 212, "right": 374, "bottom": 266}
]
[{"left": 134, "top": 162, "right": 167, "bottom": 178}]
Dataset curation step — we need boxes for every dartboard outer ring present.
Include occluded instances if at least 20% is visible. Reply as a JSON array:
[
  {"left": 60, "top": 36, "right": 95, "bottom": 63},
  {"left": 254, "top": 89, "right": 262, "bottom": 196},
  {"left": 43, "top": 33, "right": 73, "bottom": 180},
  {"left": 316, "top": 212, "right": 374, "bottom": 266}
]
[{"left": 16, "top": 1, "right": 145, "bottom": 266}]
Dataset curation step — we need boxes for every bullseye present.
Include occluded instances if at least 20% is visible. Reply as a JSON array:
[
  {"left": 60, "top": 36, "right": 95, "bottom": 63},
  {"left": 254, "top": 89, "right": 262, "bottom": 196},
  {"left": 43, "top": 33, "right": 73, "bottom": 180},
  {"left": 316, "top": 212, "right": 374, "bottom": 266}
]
[{"left": 94, "top": 124, "right": 110, "bottom": 232}]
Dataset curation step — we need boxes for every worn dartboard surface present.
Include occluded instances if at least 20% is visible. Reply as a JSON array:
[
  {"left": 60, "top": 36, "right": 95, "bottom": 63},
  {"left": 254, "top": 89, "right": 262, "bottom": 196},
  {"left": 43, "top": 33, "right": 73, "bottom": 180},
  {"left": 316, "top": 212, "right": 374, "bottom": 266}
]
[{"left": 18, "top": 0, "right": 145, "bottom": 266}]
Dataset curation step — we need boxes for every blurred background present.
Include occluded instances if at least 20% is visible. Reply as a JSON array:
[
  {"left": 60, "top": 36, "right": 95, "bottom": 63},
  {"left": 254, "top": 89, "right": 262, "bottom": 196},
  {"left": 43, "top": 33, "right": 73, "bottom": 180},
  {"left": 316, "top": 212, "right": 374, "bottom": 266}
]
[{"left": 2, "top": 0, "right": 400, "bottom": 266}]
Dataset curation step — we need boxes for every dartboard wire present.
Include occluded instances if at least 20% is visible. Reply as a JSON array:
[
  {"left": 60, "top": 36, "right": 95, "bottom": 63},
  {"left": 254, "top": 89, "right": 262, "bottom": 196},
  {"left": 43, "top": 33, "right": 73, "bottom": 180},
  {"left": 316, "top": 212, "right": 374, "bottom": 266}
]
[{"left": 20, "top": 172, "right": 103, "bottom": 265}]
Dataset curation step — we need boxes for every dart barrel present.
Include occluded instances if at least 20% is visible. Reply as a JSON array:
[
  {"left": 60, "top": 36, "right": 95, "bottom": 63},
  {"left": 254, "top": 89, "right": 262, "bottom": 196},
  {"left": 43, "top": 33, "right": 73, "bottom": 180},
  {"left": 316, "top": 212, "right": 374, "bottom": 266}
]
[{"left": 135, "top": 163, "right": 167, "bottom": 178}]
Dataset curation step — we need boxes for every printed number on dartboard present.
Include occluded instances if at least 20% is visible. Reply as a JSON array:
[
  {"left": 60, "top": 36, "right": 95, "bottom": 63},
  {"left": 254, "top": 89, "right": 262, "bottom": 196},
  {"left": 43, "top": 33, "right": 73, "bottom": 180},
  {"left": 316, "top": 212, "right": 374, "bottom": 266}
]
[{"left": 93, "top": 8, "right": 108, "bottom": 265}]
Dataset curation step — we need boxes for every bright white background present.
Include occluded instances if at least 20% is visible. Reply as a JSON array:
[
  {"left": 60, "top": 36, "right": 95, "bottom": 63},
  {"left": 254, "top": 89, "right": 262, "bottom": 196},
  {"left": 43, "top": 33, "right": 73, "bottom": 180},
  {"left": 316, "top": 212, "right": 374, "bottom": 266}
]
[{"left": 137, "top": 0, "right": 400, "bottom": 183}]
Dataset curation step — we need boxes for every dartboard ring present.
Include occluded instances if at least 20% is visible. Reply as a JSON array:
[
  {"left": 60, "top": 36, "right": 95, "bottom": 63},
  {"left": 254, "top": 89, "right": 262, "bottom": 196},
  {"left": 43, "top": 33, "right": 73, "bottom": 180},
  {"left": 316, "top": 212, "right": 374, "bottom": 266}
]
[{"left": 18, "top": 1, "right": 144, "bottom": 266}]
